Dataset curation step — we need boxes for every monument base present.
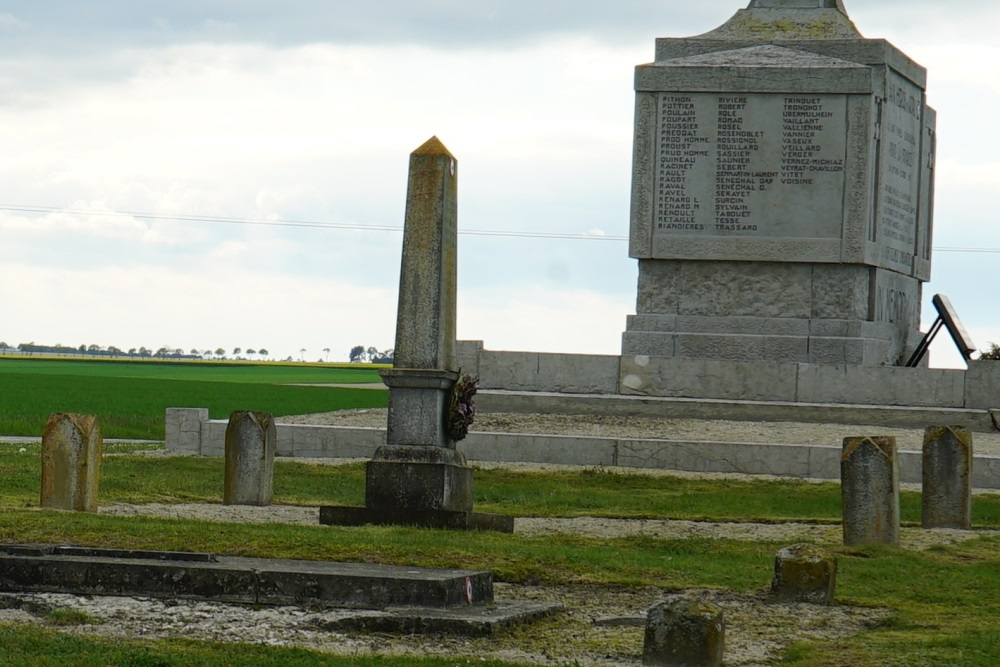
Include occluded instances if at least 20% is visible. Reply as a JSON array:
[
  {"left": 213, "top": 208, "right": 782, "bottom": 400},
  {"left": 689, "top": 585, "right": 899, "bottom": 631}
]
[
  {"left": 366, "top": 445, "right": 473, "bottom": 512},
  {"left": 321, "top": 445, "right": 514, "bottom": 533},
  {"left": 319, "top": 506, "right": 514, "bottom": 533}
]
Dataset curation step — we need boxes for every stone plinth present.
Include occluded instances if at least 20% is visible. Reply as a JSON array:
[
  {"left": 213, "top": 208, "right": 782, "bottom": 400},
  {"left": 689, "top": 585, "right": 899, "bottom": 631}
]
[
  {"left": 40, "top": 413, "right": 102, "bottom": 512},
  {"left": 769, "top": 543, "right": 837, "bottom": 604},
  {"left": 643, "top": 596, "right": 724, "bottom": 666},
  {"left": 381, "top": 368, "right": 458, "bottom": 448},
  {"left": 366, "top": 445, "right": 473, "bottom": 512},
  {"left": 841, "top": 436, "right": 900, "bottom": 546},
  {"left": 922, "top": 426, "right": 972, "bottom": 529},
  {"left": 623, "top": 0, "right": 935, "bottom": 365},
  {"left": 223, "top": 411, "right": 276, "bottom": 506}
]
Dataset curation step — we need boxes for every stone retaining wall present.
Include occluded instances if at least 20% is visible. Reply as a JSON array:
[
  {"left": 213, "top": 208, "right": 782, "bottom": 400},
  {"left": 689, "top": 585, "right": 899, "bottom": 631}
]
[
  {"left": 456, "top": 342, "right": 1000, "bottom": 410},
  {"left": 165, "top": 408, "right": 1000, "bottom": 489}
]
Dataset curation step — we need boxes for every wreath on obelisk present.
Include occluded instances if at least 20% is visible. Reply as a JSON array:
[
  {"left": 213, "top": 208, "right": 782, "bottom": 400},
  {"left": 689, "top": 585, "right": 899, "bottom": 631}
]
[{"left": 447, "top": 373, "right": 478, "bottom": 441}]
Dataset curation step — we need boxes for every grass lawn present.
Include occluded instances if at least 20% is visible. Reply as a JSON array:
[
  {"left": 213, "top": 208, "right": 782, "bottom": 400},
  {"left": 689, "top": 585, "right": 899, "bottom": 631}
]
[
  {"left": 1, "top": 447, "right": 1000, "bottom": 665},
  {"left": 0, "top": 358, "right": 387, "bottom": 440}
]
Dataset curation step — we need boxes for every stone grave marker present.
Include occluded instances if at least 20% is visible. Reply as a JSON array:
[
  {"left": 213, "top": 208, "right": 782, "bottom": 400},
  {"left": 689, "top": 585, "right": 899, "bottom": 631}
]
[
  {"left": 39, "top": 413, "right": 102, "bottom": 512},
  {"left": 922, "top": 425, "right": 972, "bottom": 529},
  {"left": 223, "top": 411, "right": 276, "bottom": 506},
  {"left": 841, "top": 436, "right": 900, "bottom": 546},
  {"left": 320, "top": 137, "right": 511, "bottom": 532},
  {"left": 622, "top": 0, "right": 936, "bottom": 367}
]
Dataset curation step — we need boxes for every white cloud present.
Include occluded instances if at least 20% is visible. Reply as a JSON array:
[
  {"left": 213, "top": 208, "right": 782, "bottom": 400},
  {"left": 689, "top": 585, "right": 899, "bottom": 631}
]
[
  {"left": 458, "top": 288, "right": 632, "bottom": 355},
  {"left": 0, "top": 13, "right": 24, "bottom": 31}
]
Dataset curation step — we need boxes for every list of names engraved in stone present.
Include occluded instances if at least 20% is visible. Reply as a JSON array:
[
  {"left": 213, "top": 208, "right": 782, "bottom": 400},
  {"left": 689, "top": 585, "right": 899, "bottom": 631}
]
[
  {"left": 654, "top": 93, "right": 847, "bottom": 239},
  {"left": 877, "top": 73, "right": 922, "bottom": 273}
]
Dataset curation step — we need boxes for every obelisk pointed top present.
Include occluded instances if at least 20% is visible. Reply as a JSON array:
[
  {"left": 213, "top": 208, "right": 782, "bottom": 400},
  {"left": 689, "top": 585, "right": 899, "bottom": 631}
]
[
  {"left": 412, "top": 135, "right": 455, "bottom": 159},
  {"left": 749, "top": 0, "right": 847, "bottom": 12},
  {"left": 698, "top": 0, "right": 859, "bottom": 39}
]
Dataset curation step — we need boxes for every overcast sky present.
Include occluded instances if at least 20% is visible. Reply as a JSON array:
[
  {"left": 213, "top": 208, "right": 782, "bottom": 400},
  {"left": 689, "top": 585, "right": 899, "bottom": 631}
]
[{"left": 0, "top": 0, "right": 997, "bottom": 365}]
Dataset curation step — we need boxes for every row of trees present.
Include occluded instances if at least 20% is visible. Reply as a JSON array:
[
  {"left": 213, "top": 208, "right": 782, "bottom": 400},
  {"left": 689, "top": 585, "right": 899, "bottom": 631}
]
[
  {"left": 349, "top": 345, "right": 394, "bottom": 363},
  {"left": 0, "top": 342, "right": 269, "bottom": 360}
]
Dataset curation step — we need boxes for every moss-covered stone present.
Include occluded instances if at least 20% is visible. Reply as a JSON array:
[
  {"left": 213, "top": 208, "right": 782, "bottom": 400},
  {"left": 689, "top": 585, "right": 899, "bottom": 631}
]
[
  {"left": 769, "top": 543, "right": 837, "bottom": 605},
  {"left": 643, "top": 595, "right": 724, "bottom": 666}
]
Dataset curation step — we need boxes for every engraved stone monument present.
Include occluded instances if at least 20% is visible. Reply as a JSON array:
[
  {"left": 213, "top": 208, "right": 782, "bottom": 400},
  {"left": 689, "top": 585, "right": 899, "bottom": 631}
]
[
  {"left": 622, "top": 0, "right": 935, "bottom": 368},
  {"left": 841, "top": 436, "right": 900, "bottom": 546},
  {"left": 40, "top": 413, "right": 102, "bottom": 513},
  {"left": 223, "top": 411, "right": 276, "bottom": 506},
  {"left": 921, "top": 425, "right": 973, "bottom": 529},
  {"left": 320, "top": 137, "right": 512, "bottom": 532}
]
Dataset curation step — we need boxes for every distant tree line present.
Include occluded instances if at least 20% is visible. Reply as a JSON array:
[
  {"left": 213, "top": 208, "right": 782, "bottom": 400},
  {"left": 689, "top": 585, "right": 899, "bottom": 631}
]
[
  {"left": 0, "top": 341, "right": 270, "bottom": 360},
  {"left": 349, "top": 345, "right": 394, "bottom": 364}
]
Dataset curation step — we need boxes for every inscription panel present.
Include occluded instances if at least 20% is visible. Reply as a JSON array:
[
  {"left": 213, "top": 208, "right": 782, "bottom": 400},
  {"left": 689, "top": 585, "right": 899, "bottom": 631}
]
[
  {"left": 653, "top": 93, "right": 848, "bottom": 241},
  {"left": 876, "top": 72, "right": 922, "bottom": 274}
]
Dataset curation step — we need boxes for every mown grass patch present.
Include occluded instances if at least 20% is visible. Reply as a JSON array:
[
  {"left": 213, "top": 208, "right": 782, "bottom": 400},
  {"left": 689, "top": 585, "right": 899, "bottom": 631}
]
[
  {"left": 0, "top": 625, "right": 536, "bottom": 667},
  {"left": 3, "top": 450, "right": 1000, "bottom": 529}
]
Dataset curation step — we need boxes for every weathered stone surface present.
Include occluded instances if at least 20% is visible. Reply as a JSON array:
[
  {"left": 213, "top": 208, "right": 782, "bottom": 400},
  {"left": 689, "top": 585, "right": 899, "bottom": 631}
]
[
  {"left": 381, "top": 368, "right": 457, "bottom": 448},
  {"left": 39, "top": 413, "right": 102, "bottom": 513},
  {"left": 391, "top": 135, "right": 458, "bottom": 372},
  {"left": 769, "top": 543, "right": 836, "bottom": 604},
  {"left": 365, "top": 446, "right": 473, "bottom": 512},
  {"left": 0, "top": 545, "right": 495, "bottom": 609},
  {"left": 841, "top": 436, "right": 900, "bottom": 546},
  {"left": 922, "top": 426, "right": 973, "bottom": 529},
  {"left": 312, "top": 600, "right": 563, "bottom": 637},
  {"left": 643, "top": 595, "right": 724, "bottom": 666},
  {"left": 223, "top": 411, "right": 275, "bottom": 506}
]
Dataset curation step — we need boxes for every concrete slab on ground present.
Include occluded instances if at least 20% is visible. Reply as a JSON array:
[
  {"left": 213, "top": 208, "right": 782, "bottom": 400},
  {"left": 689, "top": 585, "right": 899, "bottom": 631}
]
[{"left": 0, "top": 544, "right": 494, "bottom": 609}]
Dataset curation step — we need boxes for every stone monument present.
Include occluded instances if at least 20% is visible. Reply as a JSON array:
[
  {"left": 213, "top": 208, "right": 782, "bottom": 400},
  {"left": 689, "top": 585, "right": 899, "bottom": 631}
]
[
  {"left": 841, "top": 436, "right": 900, "bottom": 546},
  {"left": 320, "top": 137, "right": 512, "bottom": 532},
  {"left": 622, "top": 0, "right": 935, "bottom": 367},
  {"left": 223, "top": 411, "right": 276, "bottom": 506},
  {"left": 40, "top": 413, "right": 102, "bottom": 513},
  {"left": 921, "top": 425, "right": 973, "bottom": 529}
]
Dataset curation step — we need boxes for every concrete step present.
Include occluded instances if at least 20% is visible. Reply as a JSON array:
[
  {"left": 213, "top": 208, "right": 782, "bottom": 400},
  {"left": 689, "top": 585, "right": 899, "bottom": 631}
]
[{"left": 479, "top": 390, "right": 1000, "bottom": 432}]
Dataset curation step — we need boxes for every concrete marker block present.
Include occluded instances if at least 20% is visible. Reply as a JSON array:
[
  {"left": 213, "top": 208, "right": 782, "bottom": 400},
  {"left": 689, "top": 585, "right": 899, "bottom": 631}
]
[
  {"left": 841, "top": 436, "right": 900, "bottom": 546},
  {"left": 40, "top": 413, "right": 102, "bottom": 512},
  {"left": 643, "top": 595, "right": 724, "bottom": 666},
  {"left": 922, "top": 425, "right": 972, "bottom": 529},
  {"left": 769, "top": 543, "right": 837, "bottom": 604},
  {"left": 224, "top": 411, "right": 276, "bottom": 506}
]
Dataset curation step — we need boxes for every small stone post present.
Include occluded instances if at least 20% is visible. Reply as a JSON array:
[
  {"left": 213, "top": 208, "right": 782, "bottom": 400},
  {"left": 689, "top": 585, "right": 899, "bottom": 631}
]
[
  {"left": 922, "top": 425, "right": 973, "bottom": 529},
  {"left": 40, "top": 413, "right": 102, "bottom": 512},
  {"left": 223, "top": 411, "right": 276, "bottom": 506},
  {"left": 643, "top": 596, "right": 724, "bottom": 667},
  {"left": 769, "top": 543, "right": 837, "bottom": 604},
  {"left": 841, "top": 436, "right": 900, "bottom": 546}
]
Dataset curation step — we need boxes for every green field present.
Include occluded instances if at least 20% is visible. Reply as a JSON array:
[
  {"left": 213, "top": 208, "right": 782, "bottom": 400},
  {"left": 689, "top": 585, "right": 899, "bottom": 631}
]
[{"left": 0, "top": 358, "right": 387, "bottom": 439}]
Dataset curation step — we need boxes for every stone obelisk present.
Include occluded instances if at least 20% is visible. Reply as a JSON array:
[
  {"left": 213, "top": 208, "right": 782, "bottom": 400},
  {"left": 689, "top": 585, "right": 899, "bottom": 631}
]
[{"left": 320, "top": 137, "right": 511, "bottom": 532}]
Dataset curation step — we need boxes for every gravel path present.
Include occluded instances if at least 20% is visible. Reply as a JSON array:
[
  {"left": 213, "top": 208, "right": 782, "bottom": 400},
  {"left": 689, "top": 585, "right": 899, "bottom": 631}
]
[{"left": 278, "top": 408, "right": 1000, "bottom": 454}]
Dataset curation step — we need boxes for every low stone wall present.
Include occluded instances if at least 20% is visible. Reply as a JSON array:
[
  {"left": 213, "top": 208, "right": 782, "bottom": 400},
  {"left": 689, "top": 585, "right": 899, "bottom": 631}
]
[
  {"left": 164, "top": 408, "right": 1000, "bottom": 489},
  {"left": 455, "top": 341, "right": 1000, "bottom": 410}
]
